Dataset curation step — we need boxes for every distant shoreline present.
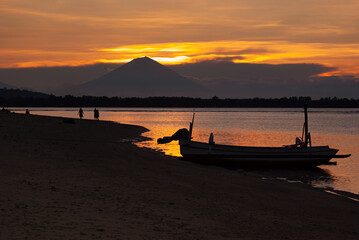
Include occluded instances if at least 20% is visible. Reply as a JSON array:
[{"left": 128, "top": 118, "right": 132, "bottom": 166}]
[
  {"left": 5, "top": 105, "right": 359, "bottom": 108},
  {"left": 2, "top": 88, "right": 359, "bottom": 108}
]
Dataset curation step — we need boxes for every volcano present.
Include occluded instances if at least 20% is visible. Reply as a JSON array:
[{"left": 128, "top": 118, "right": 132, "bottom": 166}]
[{"left": 68, "top": 57, "right": 205, "bottom": 97}]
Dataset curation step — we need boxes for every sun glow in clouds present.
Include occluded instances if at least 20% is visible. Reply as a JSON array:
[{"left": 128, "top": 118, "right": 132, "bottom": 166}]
[
  {"left": 2, "top": 40, "right": 359, "bottom": 77},
  {"left": 96, "top": 41, "right": 359, "bottom": 76}
]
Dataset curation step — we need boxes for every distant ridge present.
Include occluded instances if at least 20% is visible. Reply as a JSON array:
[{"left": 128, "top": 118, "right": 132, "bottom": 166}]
[
  {"left": 0, "top": 88, "right": 51, "bottom": 99},
  {"left": 65, "top": 57, "right": 206, "bottom": 97},
  {"left": 0, "top": 81, "right": 18, "bottom": 90}
]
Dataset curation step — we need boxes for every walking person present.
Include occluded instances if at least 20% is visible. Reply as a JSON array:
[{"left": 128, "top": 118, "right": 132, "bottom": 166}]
[
  {"left": 94, "top": 108, "right": 99, "bottom": 120},
  {"left": 78, "top": 108, "right": 84, "bottom": 119}
]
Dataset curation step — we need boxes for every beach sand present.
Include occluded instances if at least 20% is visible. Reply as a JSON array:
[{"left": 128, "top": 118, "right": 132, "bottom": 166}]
[{"left": 0, "top": 111, "right": 358, "bottom": 239}]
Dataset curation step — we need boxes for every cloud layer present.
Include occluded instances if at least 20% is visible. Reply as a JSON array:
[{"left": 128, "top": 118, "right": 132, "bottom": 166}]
[
  {"left": 171, "top": 61, "right": 359, "bottom": 98},
  {"left": 0, "top": 0, "right": 359, "bottom": 78}
]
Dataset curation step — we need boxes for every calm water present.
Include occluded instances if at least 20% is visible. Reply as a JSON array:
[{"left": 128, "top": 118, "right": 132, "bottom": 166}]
[{"left": 12, "top": 107, "right": 359, "bottom": 195}]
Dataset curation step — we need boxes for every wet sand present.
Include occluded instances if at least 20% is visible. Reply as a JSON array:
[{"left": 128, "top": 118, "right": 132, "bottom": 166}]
[{"left": 0, "top": 111, "right": 358, "bottom": 239}]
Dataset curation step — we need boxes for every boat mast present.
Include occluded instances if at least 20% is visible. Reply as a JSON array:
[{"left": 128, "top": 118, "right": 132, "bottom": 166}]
[{"left": 304, "top": 104, "right": 309, "bottom": 147}]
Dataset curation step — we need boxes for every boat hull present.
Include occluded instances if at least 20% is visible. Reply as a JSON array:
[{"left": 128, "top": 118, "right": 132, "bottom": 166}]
[{"left": 179, "top": 140, "right": 339, "bottom": 167}]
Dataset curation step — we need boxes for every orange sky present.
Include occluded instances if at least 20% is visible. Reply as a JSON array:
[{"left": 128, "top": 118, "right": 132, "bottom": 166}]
[{"left": 1, "top": 0, "right": 359, "bottom": 77}]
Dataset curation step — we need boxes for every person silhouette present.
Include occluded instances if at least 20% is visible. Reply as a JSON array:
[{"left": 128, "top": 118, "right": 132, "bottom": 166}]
[
  {"left": 94, "top": 108, "right": 99, "bottom": 120},
  {"left": 78, "top": 108, "right": 84, "bottom": 119}
]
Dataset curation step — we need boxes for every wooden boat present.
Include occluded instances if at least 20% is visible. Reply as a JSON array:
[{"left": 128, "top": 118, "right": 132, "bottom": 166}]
[
  {"left": 179, "top": 139, "right": 348, "bottom": 166},
  {"left": 160, "top": 105, "right": 351, "bottom": 167}
]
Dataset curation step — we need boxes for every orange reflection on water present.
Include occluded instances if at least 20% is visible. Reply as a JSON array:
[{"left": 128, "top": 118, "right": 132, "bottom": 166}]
[
  {"left": 137, "top": 125, "right": 359, "bottom": 194},
  {"left": 136, "top": 124, "right": 186, "bottom": 157},
  {"left": 48, "top": 108, "right": 357, "bottom": 195},
  {"left": 16, "top": 108, "right": 359, "bottom": 195},
  {"left": 114, "top": 111, "right": 355, "bottom": 194}
]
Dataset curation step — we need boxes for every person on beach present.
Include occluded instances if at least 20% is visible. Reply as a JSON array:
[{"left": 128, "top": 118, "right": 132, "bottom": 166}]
[
  {"left": 25, "top": 109, "right": 30, "bottom": 114},
  {"left": 94, "top": 108, "right": 99, "bottom": 120},
  {"left": 78, "top": 108, "right": 84, "bottom": 119}
]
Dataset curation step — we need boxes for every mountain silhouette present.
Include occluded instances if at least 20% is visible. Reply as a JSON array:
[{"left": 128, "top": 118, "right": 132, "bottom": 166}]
[{"left": 66, "top": 57, "right": 205, "bottom": 97}]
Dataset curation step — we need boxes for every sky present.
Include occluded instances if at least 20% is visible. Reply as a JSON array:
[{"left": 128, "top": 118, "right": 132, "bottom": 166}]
[{"left": 1, "top": 0, "right": 359, "bottom": 97}]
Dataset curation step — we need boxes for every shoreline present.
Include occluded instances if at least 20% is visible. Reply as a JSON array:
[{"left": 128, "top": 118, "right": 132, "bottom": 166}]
[
  {"left": 136, "top": 132, "right": 359, "bottom": 202},
  {"left": 1, "top": 111, "right": 358, "bottom": 239},
  {"left": 241, "top": 167, "right": 359, "bottom": 202}
]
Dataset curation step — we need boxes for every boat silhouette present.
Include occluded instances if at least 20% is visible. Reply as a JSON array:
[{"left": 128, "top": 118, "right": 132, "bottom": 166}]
[{"left": 158, "top": 105, "right": 351, "bottom": 167}]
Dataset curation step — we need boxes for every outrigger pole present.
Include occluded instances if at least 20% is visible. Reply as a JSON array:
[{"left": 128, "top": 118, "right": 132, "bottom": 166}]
[
  {"left": 188, "top": 113, "right": 195, "bottom": 142},
  {"left": 304, "top": 104, "right": 309, "bottom": 147}
]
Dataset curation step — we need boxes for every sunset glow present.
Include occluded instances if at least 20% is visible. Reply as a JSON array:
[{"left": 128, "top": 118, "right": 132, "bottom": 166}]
[
  {"left": 1, "top": 0, "right": 359, "bottom": 77},
  {"left": 99, "top": 41, "right": 359, "bottom": 76},
  {"left": 2, "top": 41, "right": 359, "bottom": 77}
]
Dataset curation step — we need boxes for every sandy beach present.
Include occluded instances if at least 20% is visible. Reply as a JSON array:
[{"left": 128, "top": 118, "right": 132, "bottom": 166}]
[{"left": 0, "top": 111, "right": 358, "bottom": 240}]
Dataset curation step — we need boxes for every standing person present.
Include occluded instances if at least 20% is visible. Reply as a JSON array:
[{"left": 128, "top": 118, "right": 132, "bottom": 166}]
[
  {"left": 94, "top": 108, "right": 99, "bottom": 120},
  {"left": 78, "top": 108, "right": 84, "bottom": 119}
]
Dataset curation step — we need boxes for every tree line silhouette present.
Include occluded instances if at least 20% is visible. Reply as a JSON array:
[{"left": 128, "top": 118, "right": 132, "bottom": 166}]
[
  {"left": 0, "top": 87, "right": 358, "bottom": 108},
  {"left": 1, "top": 95, "right": 358, "bottom": 108}
]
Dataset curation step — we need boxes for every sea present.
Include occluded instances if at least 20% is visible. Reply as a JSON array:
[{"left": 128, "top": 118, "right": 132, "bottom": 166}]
[{"left": 12, "top": 107, "right": 359, "bottom": 197}]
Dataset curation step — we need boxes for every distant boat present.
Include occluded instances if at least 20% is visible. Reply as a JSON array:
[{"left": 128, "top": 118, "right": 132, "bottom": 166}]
[{"left": 158, "top": 105, "right": 351, "bottom": 166}]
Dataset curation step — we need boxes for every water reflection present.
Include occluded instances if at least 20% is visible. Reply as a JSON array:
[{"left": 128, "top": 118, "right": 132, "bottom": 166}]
[{"left": 132, "top": 112, "right": 358, "bottom": 195}]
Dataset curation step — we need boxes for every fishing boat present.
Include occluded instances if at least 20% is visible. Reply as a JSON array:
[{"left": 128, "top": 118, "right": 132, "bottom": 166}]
[{"left": 158, "top": 105, "right": 351, "bottom": 166}]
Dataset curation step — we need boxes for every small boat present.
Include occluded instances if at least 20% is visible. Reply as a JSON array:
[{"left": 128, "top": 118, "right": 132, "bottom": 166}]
[{"left": 158, "top": 105, "right": 351, "bottom": 166}]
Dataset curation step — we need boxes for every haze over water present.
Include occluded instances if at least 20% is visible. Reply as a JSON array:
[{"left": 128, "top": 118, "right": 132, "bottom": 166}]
[{"left": 14, "top": 108, "right": 359, "bottom": 195}]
